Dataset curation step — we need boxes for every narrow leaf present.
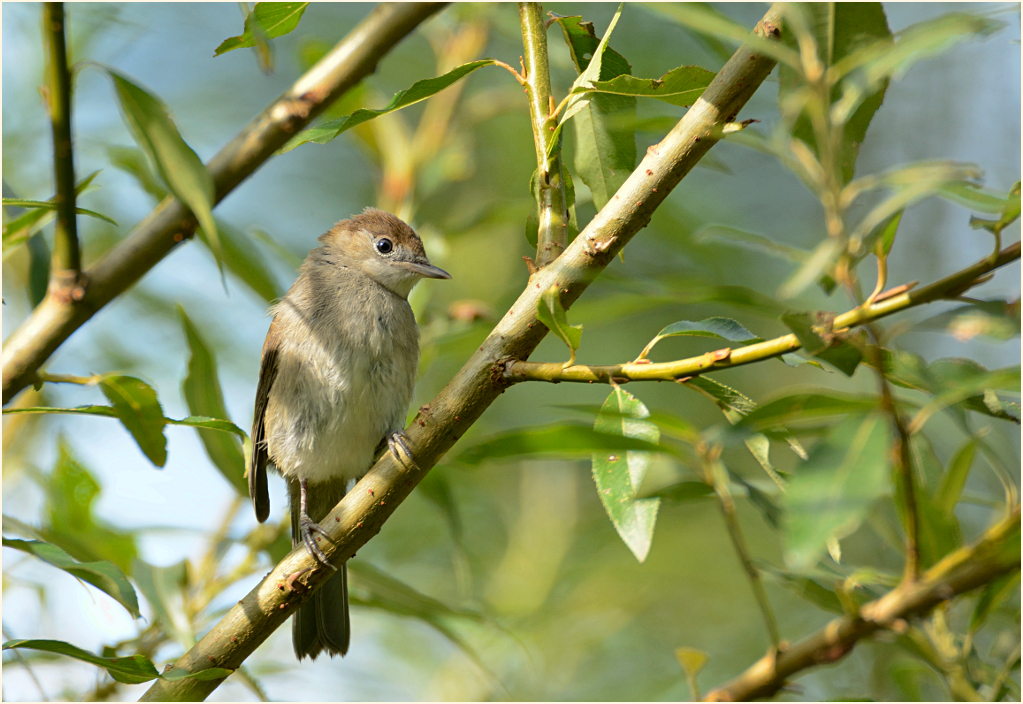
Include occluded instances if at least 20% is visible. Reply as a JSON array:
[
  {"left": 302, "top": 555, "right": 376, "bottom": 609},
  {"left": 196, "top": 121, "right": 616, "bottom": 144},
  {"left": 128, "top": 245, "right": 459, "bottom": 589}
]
[
  {"left": 179, "top": 308, "right": 248, "bottom": 495},
  {"left": 133, "top": 559, "right": 195, "bottom": 648},
  {"left": 640, "top": 316, "right": 760, "bottom": 359},
  {"left": 107, "top": 70, "right": 219, "bottom": 263},
  {"left": 738, "top": 393, "right": 882, "bottom": 431},
  {"left": 694, "top": 224, "right": 812, "bottom": 263},
  {"left": 1, "top": 640, "right": 159, "bottom": 685},
  {"left": 281, "top": 60, "right": 495, "bottom": 153},
  {"left": 583, "top": 65, "right": 715, "bottom": 107},
  {"left": 98, "top": 375, "right": 168, "bottom": 467},
  {"left": 0, "top": 199, "right": 118, "bottom": 225},
  {"left": 936, "top": 438, "right": 978, "bottom": 516},
  {"left": 592, "top": 388, "right": 661, "bottom": 562},
  {"left": 215, "top": 2, "right": 310, "bottom": 55},
  {"left": 1, "top": 538, "right": 140, "bottom": 617}
]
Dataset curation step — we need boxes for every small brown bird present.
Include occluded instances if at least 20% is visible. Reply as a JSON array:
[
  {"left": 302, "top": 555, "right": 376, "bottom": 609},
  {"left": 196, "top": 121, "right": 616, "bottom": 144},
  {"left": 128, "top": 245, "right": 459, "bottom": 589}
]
[{"left": 249, "top": 208, "right": 449, "bottom": 659}]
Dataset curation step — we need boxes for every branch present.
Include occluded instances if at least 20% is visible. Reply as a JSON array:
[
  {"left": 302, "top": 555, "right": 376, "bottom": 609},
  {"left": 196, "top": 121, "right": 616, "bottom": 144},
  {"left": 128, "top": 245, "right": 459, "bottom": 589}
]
[
  {"left": 139, "top": 7, "right": 785, "bottom": 700},
  {"left": 43, "top": 3, "right": 81, "bottom": 282},
  {"left": 1, "top": 2, "right": 446, "bottom": 405},
  {"left": 518, "top": 2, "right": 569, "bottom": 268},
  {"left": 704, "top": 506, "right": 1021, "bottom": 702},
  {"left": 505, "top": 241, "right": 1022, "bottom": 384}
]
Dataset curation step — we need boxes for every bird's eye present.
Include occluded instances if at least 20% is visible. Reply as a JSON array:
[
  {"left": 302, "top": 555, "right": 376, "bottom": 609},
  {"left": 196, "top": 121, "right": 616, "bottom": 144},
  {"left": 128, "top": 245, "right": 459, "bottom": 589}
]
[{"left": 375, "top": 238, "right": 393, "bottom": 255}]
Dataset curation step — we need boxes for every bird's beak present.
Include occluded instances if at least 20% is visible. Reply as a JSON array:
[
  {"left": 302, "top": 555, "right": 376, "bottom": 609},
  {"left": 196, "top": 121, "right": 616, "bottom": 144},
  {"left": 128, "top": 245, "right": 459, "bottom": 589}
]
[{"left": 398, "top": 260, "right": 451, "bottom": 279}]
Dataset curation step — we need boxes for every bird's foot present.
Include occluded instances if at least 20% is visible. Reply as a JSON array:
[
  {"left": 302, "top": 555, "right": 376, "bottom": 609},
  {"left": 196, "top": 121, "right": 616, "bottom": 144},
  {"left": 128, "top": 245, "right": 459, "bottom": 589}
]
[
  {"left": 387, "top": 430, "right": 417, "bottom": 470},
  {"left": 298, "top": 513, "right": 337, "bottom": 571}
]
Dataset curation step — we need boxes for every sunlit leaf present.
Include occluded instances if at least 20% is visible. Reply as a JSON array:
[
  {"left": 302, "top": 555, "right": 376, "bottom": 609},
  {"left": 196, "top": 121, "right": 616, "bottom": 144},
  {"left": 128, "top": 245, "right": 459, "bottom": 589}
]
[
  {"left": 281, "top": 60, "right": 496, "bottom": 153},
  {"left": 98, "top": 375, "right": 168, "bottom": 467},
  {"left": 215, "top": 2, "right": 310, "bottom": 55},
  {"left": 582, "top": 65, "right": 715, "bottom": 107},
  {"left": 536, "top": 285, "right": 583, "bottom": 367},
  {"left": 179, "top": 307, "right": 248, "bottom": 494},
  {"left": 106, "top": 70, "right": 219, "bottom": 264},
  {"left": 2, "top": 538, "right": 140, "bottom": 617},
  {"left": 784, "top": 413, "right": 890, "bottom": 568},
  {"left": 592, "top": 387, "right": 661, "bottom": 562}
]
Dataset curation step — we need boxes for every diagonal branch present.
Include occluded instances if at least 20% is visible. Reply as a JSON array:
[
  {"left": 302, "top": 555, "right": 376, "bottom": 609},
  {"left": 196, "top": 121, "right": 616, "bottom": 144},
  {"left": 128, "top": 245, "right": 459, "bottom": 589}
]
[
  {"left": 139, "top": 7, "right": 785, "bottom": 700},
  {"left": 519, "top": 2, "right": 569, "bottom": 267},
  {"left": 1, "top": 2, "right": 446, "bottom": 405},
  {"left": 43, "top": 2, "right": 81, "bottom": 283},
  {"left": 704, "top": 506, "right": 1021, "bottom": 702},
  {"left": 504, "top": 242, "right": 1021, "bottom": 384}
]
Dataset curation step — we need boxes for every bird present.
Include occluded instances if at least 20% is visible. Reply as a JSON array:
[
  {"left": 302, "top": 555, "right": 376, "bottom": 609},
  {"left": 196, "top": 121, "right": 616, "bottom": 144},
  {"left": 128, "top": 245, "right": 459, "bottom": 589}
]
[{"left": 248, "top": 208, "right": 450, "bottom": 659}]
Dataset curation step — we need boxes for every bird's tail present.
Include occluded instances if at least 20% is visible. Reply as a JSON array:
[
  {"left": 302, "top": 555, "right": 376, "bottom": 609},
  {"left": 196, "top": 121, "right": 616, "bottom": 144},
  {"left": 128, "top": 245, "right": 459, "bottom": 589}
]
[{"left": 289, "top": 479, "right": 351, "bottom": 659}]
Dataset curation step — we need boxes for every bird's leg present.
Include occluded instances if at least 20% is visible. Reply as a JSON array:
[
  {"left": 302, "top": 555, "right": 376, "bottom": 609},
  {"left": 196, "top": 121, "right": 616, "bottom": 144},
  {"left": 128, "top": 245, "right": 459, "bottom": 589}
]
[
  {"left": 298, "top": 478, "right": 337, "bottom": 571},
  {"left": 386, "top": 429, "right": 417, "bottom": 470}
]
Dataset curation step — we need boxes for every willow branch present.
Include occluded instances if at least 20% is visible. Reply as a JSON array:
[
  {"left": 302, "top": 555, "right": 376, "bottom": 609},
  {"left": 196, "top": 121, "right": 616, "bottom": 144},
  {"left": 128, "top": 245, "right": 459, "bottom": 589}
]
[
  {"left": 1, "top": 2, "right": 446, "bottom": 405},
  {"left": 505, "top": 241, "right": 1022, "bottom": 384},
  {"left": 139, "top": 8, "right": 785, "bottom": 700},
  {"left": 519, "top": 2, "right": 568, "bottom": 267},
  {"left": 705, "top": 506, "right": 1021, "bottom": 702},
  {"left": 43, "top": 2, "right": 80, "bottom": 281}
]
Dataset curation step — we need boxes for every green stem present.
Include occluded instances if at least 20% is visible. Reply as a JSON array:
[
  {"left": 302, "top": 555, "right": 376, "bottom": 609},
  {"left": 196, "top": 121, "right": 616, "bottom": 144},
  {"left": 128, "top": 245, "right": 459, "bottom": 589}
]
[
  {"left": 505, "top": 241, "right": 1020, "bottom": 384},
  {"left": 43, "top": 2, "right": 80, "bottom": 279},
  {"left": 705, "top": 454, "right": 781, "bottom": 649},
  {"left": 518, "top": 2, "right": 568, "bottom": 267}
]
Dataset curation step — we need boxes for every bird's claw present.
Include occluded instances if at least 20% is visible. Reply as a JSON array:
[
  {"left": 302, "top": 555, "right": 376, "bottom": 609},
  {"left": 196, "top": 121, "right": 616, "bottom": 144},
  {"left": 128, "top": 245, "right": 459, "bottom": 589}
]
[
  {"left": 387, "top": 430, "right": 417, "bottom": 470},
  {"left": 299, "top": 514, "right": 337, "bottom": 571}
]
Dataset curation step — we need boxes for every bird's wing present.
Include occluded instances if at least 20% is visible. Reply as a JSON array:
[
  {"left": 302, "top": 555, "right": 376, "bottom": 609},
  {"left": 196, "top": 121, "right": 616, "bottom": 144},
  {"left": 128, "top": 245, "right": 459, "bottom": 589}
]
[{"left": 249, "top": 319, "right": 281, "bottom": 523}]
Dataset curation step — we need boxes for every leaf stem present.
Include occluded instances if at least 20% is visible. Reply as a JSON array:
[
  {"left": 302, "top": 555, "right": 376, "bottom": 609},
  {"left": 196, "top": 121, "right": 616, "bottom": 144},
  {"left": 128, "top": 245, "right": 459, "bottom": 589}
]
[
  {"left": 518, "top": 2, "right": 569, "bottom": 267},
  {"left": 704, "top": 452, "right": 781, "bottom": 649},
  {"left": 43, "top": 2, "right": 81, "bottom": 282},
  {"left": 505, "top": 241, "right": 1020, "bottom": 384}
]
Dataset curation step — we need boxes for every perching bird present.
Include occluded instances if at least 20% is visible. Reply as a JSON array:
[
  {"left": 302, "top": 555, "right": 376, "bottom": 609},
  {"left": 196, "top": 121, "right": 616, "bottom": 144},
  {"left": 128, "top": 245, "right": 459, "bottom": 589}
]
[{"left": 248, "top": 208, "right": 450, "bottom": 659}]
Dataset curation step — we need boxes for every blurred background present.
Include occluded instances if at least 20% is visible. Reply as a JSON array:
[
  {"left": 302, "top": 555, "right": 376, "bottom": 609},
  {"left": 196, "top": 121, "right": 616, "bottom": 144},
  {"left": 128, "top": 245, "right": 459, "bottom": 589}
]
[{"left": 2, "top": 2, "right": 1019, "bottom": 701}]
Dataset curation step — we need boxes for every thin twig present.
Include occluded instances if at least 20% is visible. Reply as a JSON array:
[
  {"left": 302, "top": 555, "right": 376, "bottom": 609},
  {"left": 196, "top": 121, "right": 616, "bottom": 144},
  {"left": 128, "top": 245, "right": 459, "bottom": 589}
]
[
  {"left": 704, "top": 452, "right": 781, "bottom": 649},
  {"left": 505, "top": 242, "right": 1021, "bottom": 384},
  {"left": 518, "top": 2, "right": 569, "bottom": 268},
  {"left": 704, "top": 506, "right": 1021, "bottom": 701},
  {"left": 43, "top": 3, "right": 81, "bottom": 284}
]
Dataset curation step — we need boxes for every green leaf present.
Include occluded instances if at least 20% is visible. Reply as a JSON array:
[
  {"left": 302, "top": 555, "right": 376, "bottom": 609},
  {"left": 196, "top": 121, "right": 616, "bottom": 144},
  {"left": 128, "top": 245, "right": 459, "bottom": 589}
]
[
  {"left": 554, "top": 4, "right": 626, "bottom": 151},
  {"left": 640, "top": 480, "right": 713, "bottom": 502},
  {"left": 916, "top": 299, "right": 1021, "bottom": 342},
  {"left": 779, "top": 3, "right": 892, "bottom": 184},
  {"left": 784, "top": 414, "right": 890, "bottom": 568},
  {"left": 1, "top": 538, "right": 140, "bottom": 617},
  {"left": 26, "top": 232, "right": 50, "bottom": 309},
  {"left": 592, "top": 388, "right": 661, "bottom": 562},
  {"left": 107, "top": 145, "right": 168, "bottom": 201},
  {"left": 761, "top": 566, "right": 845, "bottom": 614},
  {"left": 910, "top": 438, "right": 962, "bottom": 569},
  {"left": 970, "top": 180, "right": 1022, "bottom": 234},
  {"left": 0, "top": 640, "right": 230, "bottom": 685},
  {"left": 970, "top": 571, "right": 1021, "bottom": 633},
  {"left": 571, "top": 88, "right": 636, "bottom": 211},
  {"left": 549, "top": 13, "right": 631, "bottom": 74},
  {"left": 693, "top": 224, "right": 812, "bottom": 263},
  {"left": 583, "top": 65, "right": 715, "bottom": 107},
  {"left": 781, "top": 311, "right": 863, "bottom": 375},
  {"left": 42, "top": 442, "right": 138, "bottom": 573},
  {"left": 910, "top": 363, "right": 1021, "bottom": 433},
  {"left": 179, "top": 307, "right": 248, "bottom": 494},
  {"left": 281, "top": 60, "right": 495, "bottom": 153},
  {"left": 2, "top": 639, "right": 160, "bottom": 684},
  {"left": 814, "top": 339, "right": 864, "bottom": 377},
  {"left": 738, "top": 393, "right": 882, "bottom": 432},
  {"left": 215, "top": 2, "right": 310, "bottom": 55},
  {"left": 166, "top": 416, "right": 247, "bottom": 437},
  {"left": 106, "top": 70, "right": 219, "bottom": 264},
  {"left": 98, "top": 375, "right": 168, "bottom": 467},
  {"left": 639, "top": 316, "right": 760, "bottom": 360},
  {"left": 536, "top": 285, "right": 583, "bottom": 367},
  {"left": 0, "top": 199, "right": 118, "bottom": 226},
  {"left": 133, "top": 559, "right": 195, "bottom": 648},
  {"left": 457, "top": 423, "right": 669, "bottom": 465},
  {"left": 777, "top": 237, "right": 844, "bottom": 300},
  {"left": 858, "top": 209, "right": 903, "bottom": 261},
  {"left": 936, "top": 438, "right": 978, "bottom": 516},
  {"left": 2, "top": 171, "right": 104, "bottom": 252}
]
